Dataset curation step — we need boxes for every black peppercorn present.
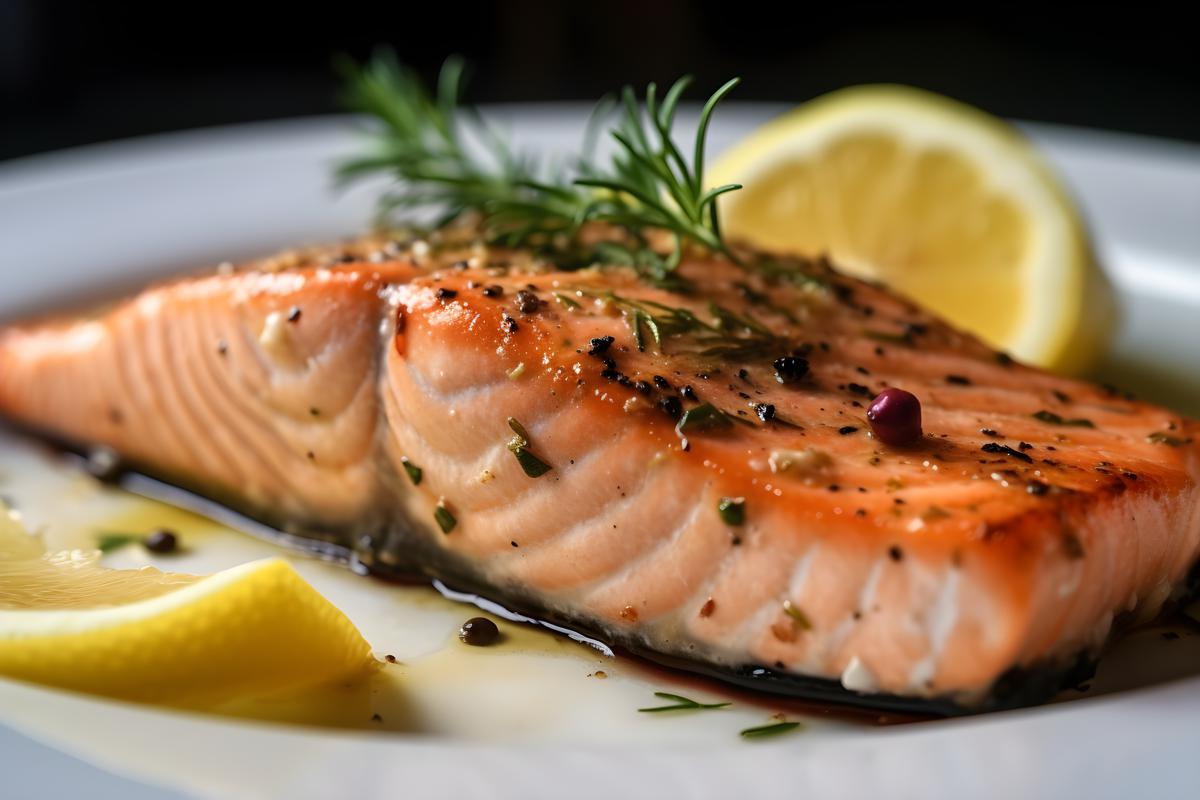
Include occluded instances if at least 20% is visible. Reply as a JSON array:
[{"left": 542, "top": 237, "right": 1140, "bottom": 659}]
[
  {"left": 459, "top": 617, "right": 500, "bottom": 646},
  {"left": 588, "top": 336, "right": 614, "bottom": 355},
  {"left": 143, "top": 529, "right": 179, "bottom": 554},
  {"left": 773, "top": 356, "right": 809, "bottom": 384},
  {"left": 660, "top": 396, "right": 682, "bottom": 419},
  {"left": 515, "top": 290, "right": 542, "bottom": 314}
]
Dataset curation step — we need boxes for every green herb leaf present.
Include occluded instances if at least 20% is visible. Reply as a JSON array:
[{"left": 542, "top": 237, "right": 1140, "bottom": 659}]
[
  {"left": 512, "top": 448, "right": 552, "bottom": 478},
  {"left": 433, "top": 502, "right": 457, "bottom": 534},
  {"left": 1147, "top": 431, "right": 1191, "bottom": 446},
  {"left": 717, "top": 496, "right": 745, "bottom": 526},
  {"left": 677, "top": 403, "right": 734, "bottom": 434},
  {"left": 864, "top": 330, "right": 913, "bottom": 346},
  {"left": 507, "top": 417, "right": 532, "bottom": 442},
  {"left": 553, "top": 292, "right": 580, "bottom": 311},
  {"left": 506, "top": 417, "right": 552, "bottom": 477},
  {"left": 637, "top": 691, "right": 731, "bottom": 713},
  {"left": 95, "top": 532, "right": 139, "bottom": 553},
  {"left": 782, "top": 600, "right": 812, "bottom": 630},
  {"left": 589, "top": 290, "right": 785, "bottom": 362},
  {"left": 739, "top": 721, "right": 802, "bottom": 739},
  {"left": 1032, "top": 410, "right": 1095, "bottom": 428},
  {"left": 400, "top": 457, "right": 423, "bottom": 486}
]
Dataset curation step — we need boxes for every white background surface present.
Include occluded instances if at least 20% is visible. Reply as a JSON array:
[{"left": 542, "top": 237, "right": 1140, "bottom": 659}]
[{"left": 1, "top": 107, "right": 1199, "bottom": 799}]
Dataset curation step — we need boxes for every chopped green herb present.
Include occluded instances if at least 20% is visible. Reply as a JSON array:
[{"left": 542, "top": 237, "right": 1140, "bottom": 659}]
[
  {"left": 631, "top": 309, "right": 649, "bottom": 351},
  {"left": 1032, "top": 410, "right": 1095, "bottom": 428},
  {"left": 1147, "top": 431, "right": 1191, "bottom": 446},
  {"left": 637, "top": 691, "right": 731, "bottom": 713},
  {"left": 739, "top": 721, "right": 802, "bottom": 739},
  {"left": 582, "top": 289, "right": 785, "bottom": 362},
  {"left": 676, "top": 402, "right": 734, "bottom": 434},
  {"left": 717, "top": 496, "right": 745, "bottom": 526},
  {"left": 95, "top": 532, "right": 139, "bottom": 554},
  {"left": 507, "top": 417, "right": 532, "bottom": 441},
  {"left": 513, "top": 448, "right": 552, "bottom": 478},
  {"left": 553, "top": 292, "right": 580, "bottom": 311},
  {"left": 864, "top": 330, "right": 912, "bottom": 345},
  {"left": 506, "top": 417, "right": 552, "bottom": 477},
  {"left": 433, "top": 502, "right": 457, "bottom": 534},
  {"left": 400, "top": 457, "right": 423, "bottom": 486},
  {"left": 782, "top": 600, "right": 812, "bottom": 630}
]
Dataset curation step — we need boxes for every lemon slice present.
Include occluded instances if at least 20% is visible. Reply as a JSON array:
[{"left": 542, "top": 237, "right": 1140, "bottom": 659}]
[
  {"left": 0, "top": 506, "right": 372, "bottom": 703},
  {"left": 710, "top": 84, "right": 1113, "bottom": 373}
]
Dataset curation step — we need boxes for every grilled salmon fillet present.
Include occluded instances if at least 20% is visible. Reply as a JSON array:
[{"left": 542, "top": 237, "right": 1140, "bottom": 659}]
[{"left": 1, "top": 234, "right": 1197, "bottom": 712}]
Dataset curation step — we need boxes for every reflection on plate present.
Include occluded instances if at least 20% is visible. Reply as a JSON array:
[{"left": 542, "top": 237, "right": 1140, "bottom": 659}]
[{"left": 1, "top": 109, "right": 1199, "bottom": 798}]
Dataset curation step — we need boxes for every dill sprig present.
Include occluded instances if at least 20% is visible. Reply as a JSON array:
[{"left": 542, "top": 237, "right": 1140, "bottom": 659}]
[{"left": 338, "top": 51, "right": 742, "bottom": 283}]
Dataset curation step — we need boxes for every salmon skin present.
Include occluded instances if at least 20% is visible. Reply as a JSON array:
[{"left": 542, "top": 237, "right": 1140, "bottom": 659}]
[{"left": 1, "top": 232, "right": 1198, "bottom": 714}]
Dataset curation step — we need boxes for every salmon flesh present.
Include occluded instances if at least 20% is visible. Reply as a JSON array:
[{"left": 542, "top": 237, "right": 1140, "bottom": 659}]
[{"left": 1, "top": 234, "right": 1197, "bottom": 713}]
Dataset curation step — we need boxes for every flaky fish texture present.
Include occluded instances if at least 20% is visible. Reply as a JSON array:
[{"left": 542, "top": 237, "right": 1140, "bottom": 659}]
[{"left": 2, "top": 233, "right": 1197, "bottom": 712}]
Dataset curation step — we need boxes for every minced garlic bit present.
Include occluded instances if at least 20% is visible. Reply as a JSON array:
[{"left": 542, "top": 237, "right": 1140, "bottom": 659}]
[
  {"left": 768, "top": 447, "right": 832, "bottom": 478},
  {"left": 647, "top": 450, "right": 670, "bottom": 468},
  {"left": 410, "top": 240, "right": 431, "bottom": 260},
  {"left": 840, "top": 656, "right": 878, "bottom": 693},
  {"left": 257, "top": 311, "right": 293, "bottom": 360},
  {"left": 507, "top": 362, "right": 526, "bottom": 380}
]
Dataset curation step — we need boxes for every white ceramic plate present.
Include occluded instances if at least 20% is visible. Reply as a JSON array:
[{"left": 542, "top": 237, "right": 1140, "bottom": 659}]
[{"left": 1, "top": 107, "right": 1199, "bottom": 799}]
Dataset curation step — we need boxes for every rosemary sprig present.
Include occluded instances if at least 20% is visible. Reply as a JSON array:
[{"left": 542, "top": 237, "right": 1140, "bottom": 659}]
[
  {"left": 739, "top": 720, "right": 802, "bottom": 739},
  {"left": 587, "top": 290, "right": 785, "bottom": 359},
  {"left": 339, "top": 51, "right": 742, "bottom": 283},
  {"left": 637, "top": 691, "right": 731, "bottom": 713}
]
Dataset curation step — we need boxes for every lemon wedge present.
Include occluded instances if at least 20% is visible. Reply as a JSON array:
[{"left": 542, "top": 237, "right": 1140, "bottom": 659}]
[
  {"left": 710, "top": 84, "right": 1113, "bottom": 373},
  {"left": 0, "top": 505, "right": 372, "bottom": 703}
]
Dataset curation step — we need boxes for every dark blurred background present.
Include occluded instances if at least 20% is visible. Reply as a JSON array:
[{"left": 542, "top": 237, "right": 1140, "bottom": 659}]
[{"left": 3, "top": 1, "right": 1198, "bottom": 162}]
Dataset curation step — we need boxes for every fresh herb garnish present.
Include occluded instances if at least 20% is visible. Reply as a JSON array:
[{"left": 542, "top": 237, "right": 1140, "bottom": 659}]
[
  {"left": 506, "top": 417, "right": 552, "bottom": 477},
  {"left": 1032, "top": 410, "right": 1095, "bottom": 428},
  {"left": 637, "top": 691, "right": 731, "bottom": 713},
  {"left": 676, "top": 402, "right": 734, "bottom": 434},
  {"left": 433, "top": 501, "right": 457, "bottom": 534},
  {"left": 980, "top": 442, "right": 1034, "bottom": 463},
  {"left": 553, "top": 292, "right": 581, "bottom": 311},
  {"left": 400, "top": 456, "right": 423, "bottom": 486},
  {"left": 339, "top": 51, "right": 743, "bottom": 283},
  {"left": 1147, "top": 431, "right": 1191, "bottom": 446},
  {"left": 739, "top": 720, "right": 802, "bottom": 739},
  {"left": 95, "top": 532, "right": 139, "bottom": 553},
  {"left": 864, "top": 330, "right": 912, "bottom": 346},
  {"left": 782, "top": 600, "right": 812, "bottom": 630},
  {"left": 584, "top": 290, "right": 785, "bottom": 360},
  {"left": 717, "top": 496, "right": 745, "bottom": 526}
]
